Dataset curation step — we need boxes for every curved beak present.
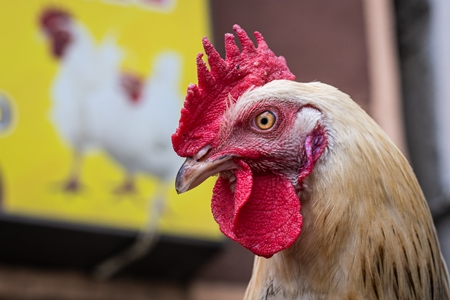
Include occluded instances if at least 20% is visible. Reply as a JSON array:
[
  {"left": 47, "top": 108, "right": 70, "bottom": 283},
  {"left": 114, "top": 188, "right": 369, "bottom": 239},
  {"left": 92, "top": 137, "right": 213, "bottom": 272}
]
[{"left": 175, "top": 155, "right": 237, "bottom": 194}]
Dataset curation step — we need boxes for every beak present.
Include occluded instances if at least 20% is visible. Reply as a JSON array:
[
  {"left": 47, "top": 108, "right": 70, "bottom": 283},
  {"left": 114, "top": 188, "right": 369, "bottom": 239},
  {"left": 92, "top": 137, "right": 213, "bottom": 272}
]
[{"left": 175, "top": 155, "right": 237, "bottom": 194}]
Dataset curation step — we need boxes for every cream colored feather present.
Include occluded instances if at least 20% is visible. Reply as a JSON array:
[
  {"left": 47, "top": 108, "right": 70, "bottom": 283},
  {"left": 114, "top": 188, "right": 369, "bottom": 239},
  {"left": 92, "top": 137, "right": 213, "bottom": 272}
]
[{"left": 242, "top": 80, "right": 449, "bottom": 299}]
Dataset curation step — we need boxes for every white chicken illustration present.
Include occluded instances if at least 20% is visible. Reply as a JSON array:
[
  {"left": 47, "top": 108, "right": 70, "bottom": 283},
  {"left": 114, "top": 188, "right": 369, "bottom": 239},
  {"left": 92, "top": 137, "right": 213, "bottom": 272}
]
[
  {"left": 92, "top": 52, "right": 184, "bottom": 279},
  {"left": 40, "top": 8, "right": 121, "bottom": 191},
  {"left": 88, "top": 51, "right": 183, "bottom": 194}
]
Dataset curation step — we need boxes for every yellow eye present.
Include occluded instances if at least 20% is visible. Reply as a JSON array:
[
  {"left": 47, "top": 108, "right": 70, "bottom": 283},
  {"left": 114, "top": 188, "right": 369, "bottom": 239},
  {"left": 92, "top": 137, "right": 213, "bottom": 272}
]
[{"left": 255, "top": 111, "right": 276, "bottom": 130}]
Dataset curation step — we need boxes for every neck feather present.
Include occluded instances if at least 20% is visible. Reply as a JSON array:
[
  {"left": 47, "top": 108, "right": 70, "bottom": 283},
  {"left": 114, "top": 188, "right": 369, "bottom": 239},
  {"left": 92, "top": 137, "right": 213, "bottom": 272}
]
[{"left": 244, "top": 87, "right": 449, "bottom": 298}]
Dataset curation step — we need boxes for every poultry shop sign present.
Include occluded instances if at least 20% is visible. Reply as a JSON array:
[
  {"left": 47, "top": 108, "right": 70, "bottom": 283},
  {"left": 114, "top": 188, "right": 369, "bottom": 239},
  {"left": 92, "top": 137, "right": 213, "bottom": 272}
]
[{"left": 0, "top": 0, "right": 221, "bottom": 241}]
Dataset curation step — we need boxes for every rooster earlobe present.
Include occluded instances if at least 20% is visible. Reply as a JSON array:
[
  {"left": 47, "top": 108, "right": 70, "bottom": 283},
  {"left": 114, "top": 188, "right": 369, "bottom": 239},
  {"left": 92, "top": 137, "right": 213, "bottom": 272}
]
[
  {"left": 310, "top": 125, "right": 328, "bottom": 163},
  {"left": 298, "top": 125, "right": 328, "bottom": 183}
]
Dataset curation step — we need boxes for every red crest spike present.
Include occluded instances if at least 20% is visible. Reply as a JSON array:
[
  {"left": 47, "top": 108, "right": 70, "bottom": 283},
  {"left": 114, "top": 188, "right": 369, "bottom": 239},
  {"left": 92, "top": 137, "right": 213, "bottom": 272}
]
[{"left": 172, "top": 25, "right": 295, "bottom": 157}]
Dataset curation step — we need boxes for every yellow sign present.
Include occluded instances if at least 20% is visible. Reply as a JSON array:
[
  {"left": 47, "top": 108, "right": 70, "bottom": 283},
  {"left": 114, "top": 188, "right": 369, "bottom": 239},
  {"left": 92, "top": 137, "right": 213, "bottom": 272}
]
[{"left": 0, "top": 0, "right": 221, "bottom": 240}]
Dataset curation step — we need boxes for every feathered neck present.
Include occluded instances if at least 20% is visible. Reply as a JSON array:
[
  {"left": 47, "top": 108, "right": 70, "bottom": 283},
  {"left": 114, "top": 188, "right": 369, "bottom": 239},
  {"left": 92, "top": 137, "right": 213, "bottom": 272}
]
[{"left": 244, "top": 81, "right": 449, "bottom": 299}]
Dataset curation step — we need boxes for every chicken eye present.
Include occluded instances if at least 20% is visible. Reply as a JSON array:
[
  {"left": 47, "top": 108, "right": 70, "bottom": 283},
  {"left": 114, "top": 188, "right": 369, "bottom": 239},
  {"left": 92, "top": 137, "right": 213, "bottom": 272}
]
[{"left": 254, "top": 111, "right": 276, "bottom": 130}]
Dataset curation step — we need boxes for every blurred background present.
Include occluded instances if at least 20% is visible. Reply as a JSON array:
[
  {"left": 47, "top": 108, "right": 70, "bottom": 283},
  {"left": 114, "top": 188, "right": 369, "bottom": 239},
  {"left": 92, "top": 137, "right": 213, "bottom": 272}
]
[{"left": 0, "top": 0, "right": 449, "bottom": 299}]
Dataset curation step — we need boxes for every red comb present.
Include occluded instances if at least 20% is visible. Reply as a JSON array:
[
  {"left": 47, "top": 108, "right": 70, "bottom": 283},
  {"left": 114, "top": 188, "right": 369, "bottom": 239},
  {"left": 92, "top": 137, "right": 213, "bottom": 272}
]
[
  {"left": 172, "top": 25, "right": 295, "bottom": 157},
  {"left": 40, "top": 7, "right": 71, "bottom": 29}
]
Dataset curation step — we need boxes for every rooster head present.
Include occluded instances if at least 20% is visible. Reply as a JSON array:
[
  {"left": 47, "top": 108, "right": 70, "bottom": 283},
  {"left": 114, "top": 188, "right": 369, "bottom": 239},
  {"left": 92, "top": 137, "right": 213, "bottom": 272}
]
[
  {"left": 172, "top": 25, "right": 295, "bottom": 158},
  {"left": 173, "top": 26, "right": 328, "bottom": 258},
  {"left": 39, "top": 7, "right": 72, "bottom": 58}
]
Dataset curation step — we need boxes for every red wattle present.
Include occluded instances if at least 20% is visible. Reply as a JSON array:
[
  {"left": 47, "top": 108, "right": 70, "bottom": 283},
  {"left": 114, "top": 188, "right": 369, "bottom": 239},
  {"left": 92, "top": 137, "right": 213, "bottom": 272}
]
[{"left": 211, "top": 160, "right": 302, "bottom": 258}]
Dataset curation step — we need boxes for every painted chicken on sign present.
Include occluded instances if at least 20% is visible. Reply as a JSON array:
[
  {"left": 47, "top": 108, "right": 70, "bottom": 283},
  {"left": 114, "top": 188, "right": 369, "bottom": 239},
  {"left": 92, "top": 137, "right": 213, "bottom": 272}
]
[
  {"left": 40, "top": 7, "right": 182, "bottom": 194},
  {"left": 173, "top": 25, "right": 450, "bottom": 299}
]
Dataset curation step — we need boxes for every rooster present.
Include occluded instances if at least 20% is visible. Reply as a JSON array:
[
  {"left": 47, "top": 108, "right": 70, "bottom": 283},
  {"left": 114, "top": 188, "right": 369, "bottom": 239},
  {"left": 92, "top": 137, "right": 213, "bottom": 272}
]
[
  {"left": 173, "top": 25, "right": 450, "bottom": 299},
  {"left": 88, "top": 51, "right": 184, "bottom": 279},
  {"left": 88, "top": 51, "right": 183, "bottom": 193},
  {"left": 40, "top": 7, "right": 122, "bottom": 191}
]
